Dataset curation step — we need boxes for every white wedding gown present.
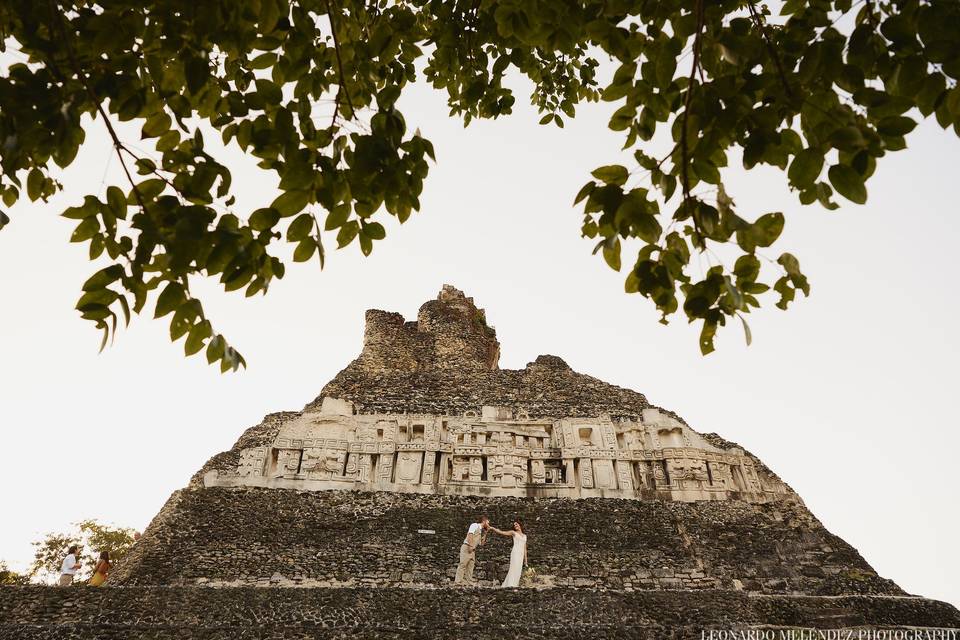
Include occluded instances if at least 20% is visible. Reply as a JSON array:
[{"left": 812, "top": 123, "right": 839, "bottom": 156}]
[{"left": 501, "top": 532, "right": 527, "bottom": 587}]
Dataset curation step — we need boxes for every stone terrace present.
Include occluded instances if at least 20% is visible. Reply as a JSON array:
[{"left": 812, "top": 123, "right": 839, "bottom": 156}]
[
  {"left": 111, "top": 488, "right": 898, "bottom": 595},
  {"left": 2, "top": 586, "right": 958, "bottom": 640}
]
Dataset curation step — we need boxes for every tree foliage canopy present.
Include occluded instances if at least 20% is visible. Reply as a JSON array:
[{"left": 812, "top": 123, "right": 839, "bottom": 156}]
[{"left": 1, "top": 0, "right": 958, "bottom": 362}]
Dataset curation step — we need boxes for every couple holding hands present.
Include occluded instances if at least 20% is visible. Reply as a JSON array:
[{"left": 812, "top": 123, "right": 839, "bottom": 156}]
[{"left": 453, "top": 515, "right": 528, "bottom": 588}]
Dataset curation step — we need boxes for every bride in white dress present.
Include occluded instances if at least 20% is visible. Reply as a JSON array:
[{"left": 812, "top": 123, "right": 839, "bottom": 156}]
[{"left": 489, "top": 519, "right": 528, "bottom": 587}]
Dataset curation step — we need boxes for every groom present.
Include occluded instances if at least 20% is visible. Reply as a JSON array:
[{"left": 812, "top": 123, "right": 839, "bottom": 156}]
[{"left": 453, "top": 514, "right": 489, "bottom": 585}]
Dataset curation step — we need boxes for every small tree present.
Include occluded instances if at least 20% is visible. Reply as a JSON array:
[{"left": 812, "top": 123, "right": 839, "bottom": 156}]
[
  {"left": 0, "top": 561, "right": 29, "bottom": 585},
  {"left": 28, "top": 520, "right": 137, "bottom": 584}
]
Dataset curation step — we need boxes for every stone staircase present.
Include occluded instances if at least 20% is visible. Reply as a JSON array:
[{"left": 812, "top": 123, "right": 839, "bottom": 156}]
[{"left": 1, "top": 586, "right": 957, "bottom": 640}]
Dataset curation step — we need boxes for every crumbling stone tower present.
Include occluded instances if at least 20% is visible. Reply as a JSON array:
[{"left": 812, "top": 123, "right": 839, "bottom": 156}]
[{"left": 3, "top": 286, "right": 957, "bottom": 638}]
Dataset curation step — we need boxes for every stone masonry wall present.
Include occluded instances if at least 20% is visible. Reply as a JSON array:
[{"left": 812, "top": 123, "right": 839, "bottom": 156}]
[
  {"left": 314, "top": 285, "right": 665, "bottom": 420},
  {"left": 356, "top": 285, "right": 499, "bottom": 374},
  {"left": 111, "top": 487, "right": 898, "bottom": 596},
  {"left": 2, "top": 586, "right": 958, "bottom": 640}
]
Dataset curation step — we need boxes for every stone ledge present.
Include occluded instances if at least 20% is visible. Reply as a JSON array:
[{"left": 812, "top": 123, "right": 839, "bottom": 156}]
[
  {"left": 1, "top": 586, "right": 957, "bottom": 640},
  {"left": 110, "top": 487, "right": 900, "bottom": 596}
]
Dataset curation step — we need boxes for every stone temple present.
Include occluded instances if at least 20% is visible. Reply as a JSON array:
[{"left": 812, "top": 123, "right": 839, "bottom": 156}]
[
  {"left": 203, "top": 285, "right": 791, "bottom": 504},
  {"left": 2, "top": 286, "right": 957, "bottom": 638}
]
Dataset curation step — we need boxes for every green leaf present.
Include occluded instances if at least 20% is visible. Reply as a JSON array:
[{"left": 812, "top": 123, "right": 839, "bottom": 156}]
[
  {"left": 778, "top": 252, "right": 810, "bottom": 296},
  {"left": 27, "top": 168, "right": 44, "bottom": 201},
  {"left": 287, "top": 213, "right": 314, "bottom": 241},
  {"left": 259, "top": 0, "right": 281, "bottom": 32},
  {"left": 184, "top": 55, "right": 208, "bottom": 94},
  {"left": 573, "top": 182, "right": 596, "bottom": 205},
  {"left": 271, "top": 190, "right": 310, "bottom": 216},
  {"left": 602, "top": 238, "right": 621, "bottom": 271},
  {"left": 827, "top": 165, "right": 867, "bottom": 204},
  {"left": 692, "top": 158, "right": 720, "bottom": 185},
  {"left": 2, "top": 187, "right": 17, "bottom": 207},
  {"left": 608, "top": 105, "right": 635, "bottom": 131},
  {"left": 142, "top": 111, "right": 172, "bottom": 138},
  {"left": 337, "top": 221, "right": 360, "bottom": 248},
  {"left": 591, "top": 165, "right": 629, "bottom": 186},
  {"left": 0, "top": 210, "right": 8, "bottom": 231},
  {"left": 185, "top": 320, "right": 212, "bottom": 356},
  {"left": 363, "top": 222, "right": 386, "bottom": 240},
  {"left": 699, "top": 319, "right": 718, "bottom": 355},
  {"left": 106, "top": 186, "right": 127, "bottom": 217},
  {"left": 249, "top": 52, "right": 277, "bottom": 70},
  {"left": 750, "top": 212, "right": 785, "bottom": 248},
  {"left": 155, "top": 282, "right": 186, "bottom": 318},
  {"left": 135, "top": 158, "right": 157, "bottom": 175},
  {"left": 358, "top": 232, "right": 373, "bottom": 256},
  {"left": 788, "top": 149, "right": 824, "bottom": 189},
  {"left": 293, "top": 238, "right": 316, "bottom": 262},
  {"left": 255, "top": 78, "right": 283, "bottom": 105},
  {"left": 738, "top": 314, "right": 752, "bottom": 347},
  {"left": 82, "top": 265, "right": 124, "bottom": 291},
  {"left": 206, "top": 334, "right": 226, "bottom": 364},
  {"left": 137, "top": 179, "right": 166, "bottom": 201},
  {"left": 249, "top": 208, "right": 280, "bottom": 231},
  {"left": 876, "top": 116, "right": 917, "bottom": 137},
  {"left": 324, "top": 204, "right": 350, "bottom": 230},
  {"left": 734, "top": 254, "right": 761, "bottom": 281},
  {"left": 70, "top": 217, "right": 99, "bottom": 242}
]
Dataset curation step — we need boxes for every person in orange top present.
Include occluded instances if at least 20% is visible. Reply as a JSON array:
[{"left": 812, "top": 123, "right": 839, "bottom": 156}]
[{"left": 88, "top": 551, "right": 110, "bottom": 587}]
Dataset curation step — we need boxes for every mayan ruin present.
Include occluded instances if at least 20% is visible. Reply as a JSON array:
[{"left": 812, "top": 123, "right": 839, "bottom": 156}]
[
  {"left": 204, "top": 286, "right": 792, "bottom": 504},
  {"left": 2, "top": 286, "right": 957, "bottom": 637}
]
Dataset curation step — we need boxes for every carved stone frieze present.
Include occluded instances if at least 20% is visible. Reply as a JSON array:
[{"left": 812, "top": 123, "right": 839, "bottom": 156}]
[{"left": 205, "top": 397, "right": 791, "bottom": 503}]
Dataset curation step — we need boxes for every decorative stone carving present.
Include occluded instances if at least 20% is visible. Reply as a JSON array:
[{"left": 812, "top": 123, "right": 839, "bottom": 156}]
[
  {"left": 580, "top": 458, "right": 594, "bottom": 489},
  {"left": 377, "top": 454, "right": 394, "bottom": 485},
  {"left": 396, "top": 451, "right": 423, "bottom": 484},
  {"left": 238, "top": 447, "right": 267, "bottom": 477},
  {"left": 207, "top": 398, "right": 790, "bottom": 504},
  {"left": 652, "top": 461, "right": 670, "bottom": 488},
  {"left": 668, "top": 457, "right": 710, "bottom": 490},
  {"left": 273, "top": 449, "right": 302, "bottom": 477},
  {"left": 543, "top": 461, "right": 565, "bottom": 485},
  {"left": 592, "top": 459, "right": 616, "bottom": 489},
  {"left": 615, "top": 460, "right": 633, "bottom": 491},
  {"left": 302, "top": 448, "right": 346, "bottom": 480},
  {"left": 530, "top": 459, "right": 546, "bottom": 484},
  {"left": 469, "top": 457, "right": 483, "bottom": 482}
]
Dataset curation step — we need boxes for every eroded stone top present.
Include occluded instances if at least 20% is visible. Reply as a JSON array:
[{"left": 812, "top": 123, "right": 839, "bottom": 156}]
[
  {"left": 314, "top": 285, "right": 659, "bottom": 420},
  {"left": 356, "top": 284, "right": 500, "bottom": 373}
]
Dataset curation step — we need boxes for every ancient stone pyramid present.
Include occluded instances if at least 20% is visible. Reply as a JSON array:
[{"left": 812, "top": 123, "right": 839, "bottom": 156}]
[{"left": 4, "top": 286, "right": 957, "bottom": 639}]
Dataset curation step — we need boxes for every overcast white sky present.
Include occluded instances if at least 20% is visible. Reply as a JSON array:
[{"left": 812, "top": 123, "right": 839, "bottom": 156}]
[{"left": 0, "top": 73, "right": 957, "bottom": 606}]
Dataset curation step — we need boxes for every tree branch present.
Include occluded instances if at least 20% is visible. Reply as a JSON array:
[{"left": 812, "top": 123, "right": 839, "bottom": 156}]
[
  {"left": 326, "top": 0, "right": 355, "bottom": 128},
  {"left": 680, "top": 0, "right": 706, "bottom": 248},
  {"left": 46, "top": 0, "right": 147, "bottom": 214},
  {"left": 863, "top": 0, "right": 879, "bottom": 28},
  {"left": 747, "top": 1, "right": 794, "bottom": 101}
]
